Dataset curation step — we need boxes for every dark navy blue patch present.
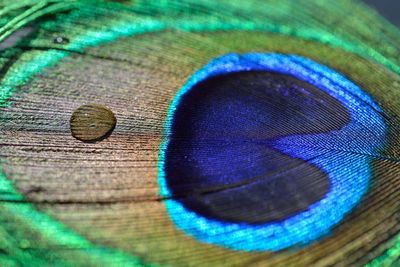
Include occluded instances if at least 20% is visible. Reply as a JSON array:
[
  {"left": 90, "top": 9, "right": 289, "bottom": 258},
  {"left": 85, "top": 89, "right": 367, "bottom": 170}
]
[{"left": 164, "top": 71, "right": 349, "bottom": 223}]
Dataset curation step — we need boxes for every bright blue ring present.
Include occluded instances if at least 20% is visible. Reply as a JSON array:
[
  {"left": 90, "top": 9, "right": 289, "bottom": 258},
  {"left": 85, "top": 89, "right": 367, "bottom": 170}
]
[{"left": 158, "top": 53, "right": 387, "bottom": 251}]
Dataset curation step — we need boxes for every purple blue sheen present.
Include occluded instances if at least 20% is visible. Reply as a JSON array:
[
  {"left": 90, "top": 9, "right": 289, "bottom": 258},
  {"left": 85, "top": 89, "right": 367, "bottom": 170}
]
[
  {"left": 158, "top": 53, "right": 387, "bottom": 251},
  {"left": 162, "top": 70, "right": 336, "bottom": 224}
]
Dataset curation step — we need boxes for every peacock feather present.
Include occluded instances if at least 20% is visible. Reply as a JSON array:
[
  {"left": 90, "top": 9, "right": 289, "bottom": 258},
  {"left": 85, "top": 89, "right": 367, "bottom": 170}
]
[{"left": 0, "top": 0, "right": 399, "bottom": 266}]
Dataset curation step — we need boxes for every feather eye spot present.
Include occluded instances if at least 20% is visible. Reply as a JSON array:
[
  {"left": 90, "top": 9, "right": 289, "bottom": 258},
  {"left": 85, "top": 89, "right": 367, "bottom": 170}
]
[{"left": 159, "top": 53, "right": 387, "bottom": 251}]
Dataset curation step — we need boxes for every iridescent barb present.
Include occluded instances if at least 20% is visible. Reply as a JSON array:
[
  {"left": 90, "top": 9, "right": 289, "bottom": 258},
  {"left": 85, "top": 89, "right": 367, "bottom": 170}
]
[{"left": 0, "top": 0, "right": 399, "bottom": 266}]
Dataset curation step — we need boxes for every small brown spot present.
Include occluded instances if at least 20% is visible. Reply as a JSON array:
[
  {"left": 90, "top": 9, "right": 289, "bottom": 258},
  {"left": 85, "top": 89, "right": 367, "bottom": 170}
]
[{"left": 70, "top": 104, "right": 116, "bottom": 142}]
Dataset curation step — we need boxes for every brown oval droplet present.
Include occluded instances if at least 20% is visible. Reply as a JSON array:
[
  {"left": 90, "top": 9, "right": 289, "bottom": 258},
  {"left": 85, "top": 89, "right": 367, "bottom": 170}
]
[{"left": 70, "top": 104, "right": 116, "bottom": 142}]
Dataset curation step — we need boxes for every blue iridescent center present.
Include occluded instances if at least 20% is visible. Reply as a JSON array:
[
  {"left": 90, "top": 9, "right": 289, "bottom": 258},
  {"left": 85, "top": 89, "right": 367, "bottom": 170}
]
[
  {"left": 164, "top": 70, "right": 346, "bottom": 224},
  {"left": 158, "top": 53, "right": 387, "bottom": 251}
]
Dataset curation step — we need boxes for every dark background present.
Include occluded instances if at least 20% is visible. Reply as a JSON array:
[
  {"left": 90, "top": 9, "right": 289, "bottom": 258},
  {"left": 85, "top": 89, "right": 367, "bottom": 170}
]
[{"left": 364, "top": 0, "right": 400, "bottom": 26}]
